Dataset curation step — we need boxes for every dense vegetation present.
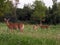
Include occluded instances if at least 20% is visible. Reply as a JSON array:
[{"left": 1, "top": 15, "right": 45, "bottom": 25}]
[
  {"left": 0, "top": 0, "right": 60, "bottom": 24},
  {"left": 0, "top": 0, "right": 60, "bottom": 45},
  {"left": 0, "top": 23, "right": 60, "bottom": 45}
]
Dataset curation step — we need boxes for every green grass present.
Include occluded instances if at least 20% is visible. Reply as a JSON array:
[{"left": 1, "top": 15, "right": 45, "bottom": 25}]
[{"left": 0, "top": 23, "right": 60, "bottom": 45}]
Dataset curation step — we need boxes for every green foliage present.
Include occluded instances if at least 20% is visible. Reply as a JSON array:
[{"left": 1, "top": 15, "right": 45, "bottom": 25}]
[
  {"left": 0, "top": 23, "right": 60, "bottom": 45},
  {"left": 32, "top": 0, "right": 47, "bottom": 20},
  {"left": 17, "top": 5, "right": 33, "bottom": 21},
  {"left": 4, "top": 0, "right": 13, "bottom": 14},
  {"left": 0, "top": 0, "right": 13, "bottom": 17},
  {"left": 0, "top": 0, "right": 60, "bottom": 24},
  {"left": 0, "top": 0, "right": 5, "bottom": 16},
  {"left": 45, "top": 2, "right": 60, "bottom": 24},
  {"left": 57, "top": 2, "right": 60, "bottom": 16},
  {"left": 0, "top": 0, "right": 15, "bottom": 22}
]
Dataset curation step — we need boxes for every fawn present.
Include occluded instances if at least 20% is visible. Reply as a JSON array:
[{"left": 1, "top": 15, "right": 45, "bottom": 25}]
[
  {"left": 33, "top": 25, "right": 38, "bottom": 31},
  {"left": 40, "top": 24, "right": 49, "bottom": 29}
]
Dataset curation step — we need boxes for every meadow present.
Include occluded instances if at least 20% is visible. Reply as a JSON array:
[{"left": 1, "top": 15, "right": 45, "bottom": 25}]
[{"left": 0, "top": 23, "right": 60, "bottom": 45}]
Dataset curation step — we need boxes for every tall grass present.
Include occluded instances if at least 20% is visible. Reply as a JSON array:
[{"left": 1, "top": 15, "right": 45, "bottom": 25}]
[{"left": 0, "top": 23, "right": 60, "bottom": 45}]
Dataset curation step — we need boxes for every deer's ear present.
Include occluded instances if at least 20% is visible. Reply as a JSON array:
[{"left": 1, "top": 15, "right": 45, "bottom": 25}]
[
  {"left": 4, "top": 18, "right": 10, "bottom": 21},
  {"left": 8, "top": 18, "right": 10, "bottom": 21},
  {"left": 4, "top": 18, "right": 7, "bottom": 21}
]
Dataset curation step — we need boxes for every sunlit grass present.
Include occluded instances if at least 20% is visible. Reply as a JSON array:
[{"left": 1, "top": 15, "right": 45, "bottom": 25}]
[{"left": 0, "top": 23, "right": 60, "bottom": 45}]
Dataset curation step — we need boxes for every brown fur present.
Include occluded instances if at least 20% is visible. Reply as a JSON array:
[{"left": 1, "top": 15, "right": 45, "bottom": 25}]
[
  {"left": 40, "top": 24, "right": 49, "bottom": 29},
  {"left": 33, "top": 25, "right": 38, "bottom": 30},
  {"left": 4, "top": 18, "right": 24, "bottom": 32}
]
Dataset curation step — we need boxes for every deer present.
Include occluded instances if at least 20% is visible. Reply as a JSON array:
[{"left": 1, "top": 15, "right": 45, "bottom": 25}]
[
  {"left": 4, "top": 18, "right": 14, "bottom": 32},
  {"left": 18, "top": 22, "right": 24, "bottom": 32},
  {"left": 39, "top": 24, "right": 49, "bottom": 29},
  {"left": 33, "top": 24, "right": 38, "bottom": 31},
  {"left": 4, "top": 18, "right": 24, "bottom": 32}
]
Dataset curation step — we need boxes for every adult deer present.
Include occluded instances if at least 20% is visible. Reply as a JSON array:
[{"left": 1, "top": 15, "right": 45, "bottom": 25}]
[
  {"left": 4, "top": 18, "right": 24, "bottom": 32},
  {"left": 4, "top": 18, "right": 14, "bottom": 31}
]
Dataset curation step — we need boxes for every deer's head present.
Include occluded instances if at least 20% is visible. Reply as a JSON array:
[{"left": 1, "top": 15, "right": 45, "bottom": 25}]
[{"left": 4, "top": 18, "right": 10, "bottom": 22}]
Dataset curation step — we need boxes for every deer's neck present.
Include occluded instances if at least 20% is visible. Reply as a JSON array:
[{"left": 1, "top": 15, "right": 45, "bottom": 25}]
[{"left": 6, "top": 21, "right": 10, "bottom": 25}]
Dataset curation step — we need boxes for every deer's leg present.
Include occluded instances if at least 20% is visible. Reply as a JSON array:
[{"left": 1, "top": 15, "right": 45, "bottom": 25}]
[{"left": 19, "top": 24, "right": 24, "bottom": 32}]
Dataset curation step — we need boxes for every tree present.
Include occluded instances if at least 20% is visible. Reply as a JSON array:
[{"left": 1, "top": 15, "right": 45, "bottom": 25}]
[
  {"left": 0, "top": 0, "right": 14, "bottom": 22},
  {"left": 13, "top": 0, "right": 19, "bottom": 21},
  {"left": 52, "top": 2, "right": 58, "bottom": 24},
  {"left": 48, "top": 0, "right": 60, "bottom": 24},
  {"left": 4, "top": 0, "right": 13, "bottom": 14},
  {"left": 0, "top": 0, "right": 7, "bottom": 21},
  {"left": 57, "top": 2, "right": 60, "bottom": 15},
  {"left": 32, "top": 0, "right": 47, "bottom": 24},
  {"left": 0, "top": 0, "right": 5, "bottom": 17},
  {"left": 45, "top": 7, "right": 53, "bottom": 24},
  {"left": 45, "top": 1, "right": 60, "bottom": 24},
  {"left": 57, "top": 2, "right": 60, "bottom": 23},
  {"left": 16, "top": 4, "right": 33, "bottom": 21}
]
